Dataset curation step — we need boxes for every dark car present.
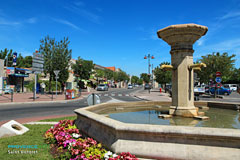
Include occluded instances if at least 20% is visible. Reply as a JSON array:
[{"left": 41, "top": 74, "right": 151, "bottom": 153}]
[
  {"left": 144, "top": 84, "right": 151, "bottom": 90},
  {"left": 209, "top": 87, "right": 231, "bottom": 95}
]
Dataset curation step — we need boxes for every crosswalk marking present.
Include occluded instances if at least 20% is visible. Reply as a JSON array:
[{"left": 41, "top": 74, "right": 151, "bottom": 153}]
[{"left": 96, "top": 93, "right": 131, "bottom": 97}]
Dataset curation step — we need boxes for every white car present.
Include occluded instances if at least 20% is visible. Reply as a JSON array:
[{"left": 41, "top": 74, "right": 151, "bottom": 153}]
[
  {"left": 223, "top": 84, "right": 237, "bottom": 92},
  {"left": 128, "top": 84, "right": 133, "bottom": 89}
]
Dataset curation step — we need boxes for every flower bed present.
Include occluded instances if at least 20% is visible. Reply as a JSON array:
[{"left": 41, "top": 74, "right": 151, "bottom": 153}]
[{"left": 45, "top": 120, "right": 138, "bottom": 160}]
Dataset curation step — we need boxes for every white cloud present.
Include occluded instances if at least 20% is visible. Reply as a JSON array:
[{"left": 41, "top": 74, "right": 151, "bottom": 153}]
[
  {"left": 219, "top": 11, "right": 240, "bottom": 20},
  {"left": 52, "top": 18, "right": 86, "bottom": 32},
  {"left": 64, "top": 3, "right": 101, "bottom": 24},
  {"left": 197, "top": 38, "right": 205, "bottom": 46},
  {"left": 74, "top": 1, "right": 85, "bottom": 7},
  {"left": 211, "top": 38, "right": 240, "bottom": 52},
  {"left": 26, "top": 17, "right": 37, "bottom": 24},
  {"left": 0, "top": 18, "right": 20, "bottom": 26}
]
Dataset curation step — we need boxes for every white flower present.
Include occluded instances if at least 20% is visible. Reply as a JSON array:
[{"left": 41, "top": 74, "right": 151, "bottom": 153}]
[
  {"left": 104, "top": 151, "right": 113, "bottom": 159},
  {"left": 113, "top": 154, "right": 118, "bottom": 158},
  {"left": 72, "top": 133, "right": 80, "bottom": 138},
  {"left": 51, "top": 126, "right": 53, "bottom": 129}
]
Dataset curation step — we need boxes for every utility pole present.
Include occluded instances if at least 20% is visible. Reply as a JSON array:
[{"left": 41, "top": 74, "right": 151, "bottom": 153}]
[
  {"left": 144, "top": 54, "right": 155, "bottom": 93},
  {"left": 54, "top": 70, "right": 60, "bottom": 98}
]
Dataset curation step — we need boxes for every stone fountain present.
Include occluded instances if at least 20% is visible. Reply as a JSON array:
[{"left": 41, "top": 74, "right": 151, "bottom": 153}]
[
  {"left": 157, "top": 23, "right": 208, "bottom": 117},
  {"left": 74, "top": 24, "right": 240, "bottom": 159}
]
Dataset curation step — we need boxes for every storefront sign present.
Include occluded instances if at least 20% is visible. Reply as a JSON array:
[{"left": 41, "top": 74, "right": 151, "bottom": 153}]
[{"left": 6, "top": 67, "right": 15, "bottom": 75}]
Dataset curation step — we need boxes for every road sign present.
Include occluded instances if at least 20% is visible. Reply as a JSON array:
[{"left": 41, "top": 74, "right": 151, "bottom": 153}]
[
  {"left": 32, "top": 51, "right": 44, "bottom": 73},
  {"left": 216, "top": 83, "right": 222, "bottom": 88},
  {"left": 54, "top": 70, "right": 60, "bottom": 76},
  {"left": 215, "top": 77, "right": 222, "bottom": 83},
  {"left": 216, "top": 71, "right": 221, "bottom": 77},
  {"left": 13, "top": 52, "right": 17, "bottom": 66}
]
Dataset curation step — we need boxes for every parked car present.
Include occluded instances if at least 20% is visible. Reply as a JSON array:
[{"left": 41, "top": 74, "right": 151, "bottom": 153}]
[
  {"left": 209, "top": 87, "right": 231, "bottom": 95},
  {"left": 144, "top": 84, "right": 151, "bottom": 90},
  {"left": 194, "top": 85, "right": 205, "bottom": 96},
  {"left": 223, "top": 84, "right": 237, "bottom": 92},
  {"left": 96, "top": 84, "right": 108, "bottom": 91},
  {"left": 128, "top": 84, "right": 133, "bottom": 89}
]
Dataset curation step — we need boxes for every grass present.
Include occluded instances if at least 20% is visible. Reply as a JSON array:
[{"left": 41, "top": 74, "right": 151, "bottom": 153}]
[
  {"left": 0, "top": 124, "right": 54, "bottom": 160},
  {"left": 39, "top": 116, "right": 77, "bottom": 122}
]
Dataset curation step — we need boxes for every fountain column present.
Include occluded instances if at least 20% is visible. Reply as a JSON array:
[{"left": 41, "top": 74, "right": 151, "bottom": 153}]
[{"left": 157, "top": 24, "right": 208, "bottom": 117}]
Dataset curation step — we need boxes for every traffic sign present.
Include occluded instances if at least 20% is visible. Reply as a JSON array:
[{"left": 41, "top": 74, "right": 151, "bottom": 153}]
[
  {"left": 216, "top": 71, "right": 221, "bottom": 77},
  {"left": 215, "top": 77, "right": 222, "bottom": 83},
  {"left": 216, "top": 83, "right": 222, "bottom": 88},
  {"left": 13, "top": 52, "right": 17, "bottom": 66},
  {"left": 32, "top": 51, "right": 44, "bottom": 73}
]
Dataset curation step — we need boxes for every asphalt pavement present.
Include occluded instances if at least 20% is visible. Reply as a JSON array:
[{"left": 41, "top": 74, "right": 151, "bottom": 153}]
[{"left": 0, "top": 87, "right": 143, "bottom": 123}]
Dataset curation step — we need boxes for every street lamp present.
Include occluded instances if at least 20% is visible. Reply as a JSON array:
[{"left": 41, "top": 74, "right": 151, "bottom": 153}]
[{"left": 144, "top": 54, "right": 154, "bottom": 93}]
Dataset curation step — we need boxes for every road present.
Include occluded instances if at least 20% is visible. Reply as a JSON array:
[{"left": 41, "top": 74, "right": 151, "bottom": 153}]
[
  {"left": 0, "top": 87, "right": 142, "bottom": 122},
  {"left": 199, "top": 92, "right": 240, "bottom": 103}
]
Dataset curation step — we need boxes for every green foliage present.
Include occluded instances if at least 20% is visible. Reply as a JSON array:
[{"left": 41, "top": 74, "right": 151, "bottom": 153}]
[
  {"left": 140, "top": 73, "right": 150, "bottom": 83},
  {"left": 154, "top": 62, "right": 172, "bottom": 85},
  {"left": 39, "top": 36, "right": 72, "bottom": 91},
  {"left": 228, "top": 68, "right": 240, "bottom": 84},
  {"left": 114, "top": 70, "right": 129, "bottom": 82},
  {"left": 0, "top": 49, "right": 32, "bottom": 68},
  {"left": 196, "top": 52, "right": 235, "bottom": 83},
  {"left": 104, "top": 69, "right": 114, "bottom": 80},
  {"left": 72, "top": 57, "right": 94, "bottom": 89},
  {"left": 131, "top": 76, "right": 139, "bottom": 84},
  {"left": 0, "top": 48, "right": 13, "bottom": 66},
  {"left": 25, "top": 80, "right": 61, "bottom": 92},
  {"left": 137, "top": 78, "right": 143, "bottom": 85},
  {"left": 83, "top": 144, "right": 106, "bottom": 159}
]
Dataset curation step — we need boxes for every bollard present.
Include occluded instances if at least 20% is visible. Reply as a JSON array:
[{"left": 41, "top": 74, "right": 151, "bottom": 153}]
[{"left": 160, "top": 88, "right": 162, "bottom": 93}]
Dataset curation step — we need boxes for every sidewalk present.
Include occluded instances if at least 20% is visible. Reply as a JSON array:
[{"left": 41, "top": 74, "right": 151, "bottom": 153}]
[
  {"left": 0, "top": 90, "right": 93, "bottom": 105},
  {"left": 132, "top": 88, "right": 171, "bottom": 101}
]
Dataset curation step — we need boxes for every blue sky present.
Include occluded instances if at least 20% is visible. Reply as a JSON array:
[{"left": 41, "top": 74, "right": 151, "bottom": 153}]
[{"left": 1, "top": 0, "right": 240, "bottom": 77}]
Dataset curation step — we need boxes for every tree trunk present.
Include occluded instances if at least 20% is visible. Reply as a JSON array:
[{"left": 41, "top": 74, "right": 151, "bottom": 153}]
[{"left": 164, "top": 83, "right": 167, "bottom": 93}]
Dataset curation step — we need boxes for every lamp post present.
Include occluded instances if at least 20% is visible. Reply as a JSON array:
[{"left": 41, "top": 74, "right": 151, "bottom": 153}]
[{"left": 144, "top": 54, "right": 154, "bottom": 93}]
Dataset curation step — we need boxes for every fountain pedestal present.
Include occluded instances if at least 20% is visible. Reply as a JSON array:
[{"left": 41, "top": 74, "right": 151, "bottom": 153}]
[{"left": 157, "top": 24, "right": 208, "bottom": 117}]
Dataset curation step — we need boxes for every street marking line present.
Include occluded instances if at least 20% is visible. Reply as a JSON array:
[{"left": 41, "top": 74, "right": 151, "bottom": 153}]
[
  {"left": 118, "top": 94, "right": 122, "bottom": 96},
  {"left": 125, "top": 94, "right": 129, "bottom": 96},
  {"left": 104, "top": 94, "right": 108, "bottom": 96},
  {"left": 111, "top": 94, "right": 115, "bottom": 96}
]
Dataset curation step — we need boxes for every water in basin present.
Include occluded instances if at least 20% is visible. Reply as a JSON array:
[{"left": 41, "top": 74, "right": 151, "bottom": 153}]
[{"left": 107, "top": 107, "right": 240, "bottom": 129}]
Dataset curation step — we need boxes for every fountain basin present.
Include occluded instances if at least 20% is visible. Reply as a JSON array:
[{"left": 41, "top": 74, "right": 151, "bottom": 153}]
[{"left": 74, "top": 101, "right": 240, "bottom": 160}]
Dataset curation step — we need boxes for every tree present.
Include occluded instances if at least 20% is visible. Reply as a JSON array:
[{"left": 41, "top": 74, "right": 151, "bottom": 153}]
[
  {"left": 196, "top": 52, "right": 235, "bottom": 83},
  {"left": 72, "top": 57, "right": 94, "bottom": 89},
  {"left": 131, "top": 76, "right": 139, "bottom": 84},
  {"left": 137, "top": 78, "right": 143, "bottom": 85},
  {"left": 0, "top": 48, "right": 13, "bottom": 66},
  {"left": 104, "top": 69, "right": 114, "bottom": 80},
  {"left": 16, "top": 53, "right": 24, "bottom": 68},
  {"left": 0, "top": 48, "right": 8, "bottom": 59},
  {"left": 23, "top": 56, "right": 33, "bottom": 68},
  {"left": 227, "top": 68, "right": 240, "bottom": 84},
  {"left": 140, "top": 73, "right": 150, "bottom": 83},
  {"left": 117, "top": 70, "right": 129, "bottom": 82},
  {"left": 39, "top": 36, "right": 72, "bottom": 92},
  {"left": 154, "top": 62, "right": 172, "bottom": 92}
]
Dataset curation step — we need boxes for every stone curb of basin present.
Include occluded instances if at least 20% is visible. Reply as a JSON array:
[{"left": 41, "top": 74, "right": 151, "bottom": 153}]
[{"left": 0, "top": 94, "right": 90, "bottom": 106}]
